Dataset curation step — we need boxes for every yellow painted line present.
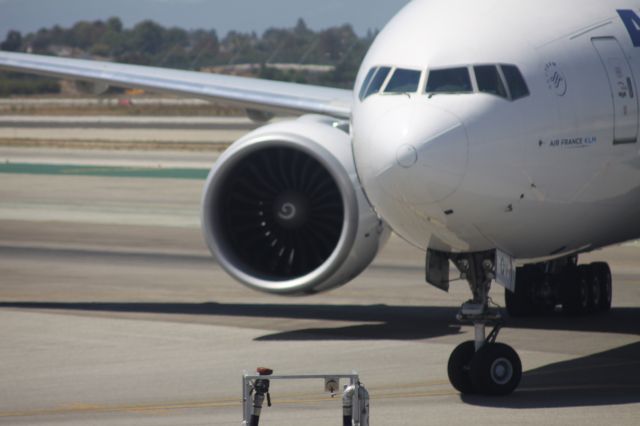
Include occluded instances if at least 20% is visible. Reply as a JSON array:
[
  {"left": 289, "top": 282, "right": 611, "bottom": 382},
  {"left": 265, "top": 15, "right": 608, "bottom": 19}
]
[
  {"left": 0, "top": 384, "right": 457, "bottom": 418},
  {"left": 0, "top": 399, "right": 240, "bottom": 418}
]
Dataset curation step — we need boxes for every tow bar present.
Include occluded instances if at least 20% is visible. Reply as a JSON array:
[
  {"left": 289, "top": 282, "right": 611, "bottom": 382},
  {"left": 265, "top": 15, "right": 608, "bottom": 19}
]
[{"left": 242, "top": 368, "right": 369, "bottom": 425}]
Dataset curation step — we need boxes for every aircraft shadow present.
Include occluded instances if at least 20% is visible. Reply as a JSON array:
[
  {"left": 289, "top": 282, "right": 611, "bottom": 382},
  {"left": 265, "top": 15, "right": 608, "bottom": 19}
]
[
  {"left": 463, "top": 342, "right": 640, "bottom": 408},
  {"left": 0, "top": 301, "right": 462, "bottom": 340},
  {"left": 0, "top": 301, "right": 638, "bottom": 339},
  {"left": 507, "top": 307, "right": 640, "bottom": 335}
]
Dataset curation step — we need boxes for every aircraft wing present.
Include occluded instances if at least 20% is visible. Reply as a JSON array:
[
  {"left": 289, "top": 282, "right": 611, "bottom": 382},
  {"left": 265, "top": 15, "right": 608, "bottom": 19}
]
[{"left": 0, "top": 51, "right": 352, "bottom": 118}]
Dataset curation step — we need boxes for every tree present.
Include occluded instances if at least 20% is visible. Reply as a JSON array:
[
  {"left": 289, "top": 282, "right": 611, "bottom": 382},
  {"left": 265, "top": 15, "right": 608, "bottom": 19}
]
[
  {"left": 161, "top": 45, "right": 190, "bottom": 69},
  {"left": 1, "top": 31, "right": 22, "bottom": 51},
  {"left": 130, "top": 20, "right": 165, "bottom": 55},
  {"left": 165, "top": 27, "right": 189, "bottom": 48},
  {"left": 69, "top": 20, "right": 107, "bottom": 49},
  {"left": 221, "top": 31, "right": 260, "bottom": 64},
  {"left": 294, "top": 18, "right": 311, "bottom": 37},
  {"left": 106, "top": 17, "right": 123, "bottom": 33},
  {"left": 190, "top": 29, "right": 220, "bottom": 68},
  {"left": 318, "top": 24, "right": 358, "bottom": 63}
]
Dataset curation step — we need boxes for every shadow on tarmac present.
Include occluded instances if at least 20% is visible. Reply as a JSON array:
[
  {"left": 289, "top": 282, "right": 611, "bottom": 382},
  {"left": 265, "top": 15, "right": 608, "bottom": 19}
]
[
  {"left": 463, "top": 342, "right": 640, "bottom": 408},
  {"left": 0, "top": 301, "right": 638, "bottom": 337},
  {"left": 0, "top": 302, "right": 462, "bottom": 340}
]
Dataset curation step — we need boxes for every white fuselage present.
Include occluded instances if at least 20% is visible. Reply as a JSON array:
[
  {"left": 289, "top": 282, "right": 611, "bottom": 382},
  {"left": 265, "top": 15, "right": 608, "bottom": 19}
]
[{"left": 352, "top": 0, "right": 640, "bottom": 261}]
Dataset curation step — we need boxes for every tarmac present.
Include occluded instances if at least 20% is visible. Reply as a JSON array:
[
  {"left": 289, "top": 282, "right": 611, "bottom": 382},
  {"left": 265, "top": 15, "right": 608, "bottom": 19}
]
[{"left": 0, "top": 117, "right": 639, "bottom": 425}]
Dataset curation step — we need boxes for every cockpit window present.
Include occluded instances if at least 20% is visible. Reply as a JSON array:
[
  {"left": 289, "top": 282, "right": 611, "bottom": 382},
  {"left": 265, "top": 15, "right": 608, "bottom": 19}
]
[
  {"left": 384, "top": 68, "right": 422, "bottom": 94},
  {"left": 361, "top": 64, "right": 529, "bottom": 101},
  {"left": 426, "top": 67, "right": 473, "bottom": 94},
  {"left": 358, "top": 67, "right": 377, "bottom": 101},
  {"left": 360, "top": 66, "right": 391, "bottom": 100},
  {"left": 501, "top": 64, "right": 529, "bottom": 100},
  {"left": 474, "top": 65, "right": 508, "bottom": 99}
]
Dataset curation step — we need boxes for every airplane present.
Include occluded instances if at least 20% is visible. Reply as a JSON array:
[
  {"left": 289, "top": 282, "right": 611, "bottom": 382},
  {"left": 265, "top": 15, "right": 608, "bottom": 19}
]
[{"left": 2, "top": 0, "right": 640, "bottom": 396}]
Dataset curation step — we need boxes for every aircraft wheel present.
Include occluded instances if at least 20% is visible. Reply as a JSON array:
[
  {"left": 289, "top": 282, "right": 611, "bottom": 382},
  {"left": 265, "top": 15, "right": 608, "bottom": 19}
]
[
  {"left": 562, "top": 265, "right": 589, "bottom": 315},
  {"left": 584, "top": 265, "right": 602, "bottom": 313},
  {"left": 592, "top": 262, "right": 612, "bottom": 311},
  {"left": 469, "top": 343, "right": 521, "bottom": 395},
  {"left": 447, "top": 341, "right": 477, "bottom": 394}
]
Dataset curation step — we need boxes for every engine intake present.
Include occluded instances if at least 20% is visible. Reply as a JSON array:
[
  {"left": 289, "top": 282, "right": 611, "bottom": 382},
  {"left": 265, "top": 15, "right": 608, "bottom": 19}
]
[
  {"left": 219, "top": 146, "right": 344, "bottom": 279},
  {"left": 202, "top": 115, "right": 388, "bottom": 295}
]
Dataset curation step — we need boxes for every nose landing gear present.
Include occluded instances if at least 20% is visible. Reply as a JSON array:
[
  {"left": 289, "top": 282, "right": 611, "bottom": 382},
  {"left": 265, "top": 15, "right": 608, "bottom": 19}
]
[
  {"left": 448, "top": 307, "right": 522, "bottom": 396},
  {"left": 446, "top": 252, "right": 522, "bottom": 396}
]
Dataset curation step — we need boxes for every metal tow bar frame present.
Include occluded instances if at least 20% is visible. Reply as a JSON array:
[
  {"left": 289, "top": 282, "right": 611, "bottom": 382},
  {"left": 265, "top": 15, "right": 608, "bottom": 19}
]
[{"left": 242, "top": 372, "right": 367, "bottom": 425}]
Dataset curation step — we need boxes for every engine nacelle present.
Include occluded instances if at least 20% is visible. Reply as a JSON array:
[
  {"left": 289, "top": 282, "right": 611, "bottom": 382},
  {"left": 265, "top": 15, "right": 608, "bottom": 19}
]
[{"left": 201, "top": 115, "right": 389, "bottom": 295}]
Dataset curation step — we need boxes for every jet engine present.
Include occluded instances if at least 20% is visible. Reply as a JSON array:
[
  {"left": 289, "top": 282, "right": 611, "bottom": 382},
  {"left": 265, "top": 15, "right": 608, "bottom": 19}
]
[{"left": 201, "top": 115, "right": 389, "bottom": 295}]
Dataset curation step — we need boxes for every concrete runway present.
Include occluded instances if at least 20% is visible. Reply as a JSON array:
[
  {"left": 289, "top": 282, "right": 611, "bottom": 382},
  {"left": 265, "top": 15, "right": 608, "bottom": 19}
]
[{"left": 0, "top": 120, "right": 639, "bottom": 425}]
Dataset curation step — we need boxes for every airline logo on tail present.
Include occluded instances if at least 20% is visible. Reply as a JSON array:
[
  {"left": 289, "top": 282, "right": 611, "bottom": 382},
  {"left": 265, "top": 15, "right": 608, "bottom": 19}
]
[{"left": 618, "top": 9, "right": 640, "bottom": 47}]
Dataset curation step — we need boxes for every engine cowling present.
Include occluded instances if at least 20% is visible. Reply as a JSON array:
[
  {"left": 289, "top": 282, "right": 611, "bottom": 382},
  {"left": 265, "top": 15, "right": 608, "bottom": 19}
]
[{"left": 201, "top": 114, "right": 389, "bottom": 295}]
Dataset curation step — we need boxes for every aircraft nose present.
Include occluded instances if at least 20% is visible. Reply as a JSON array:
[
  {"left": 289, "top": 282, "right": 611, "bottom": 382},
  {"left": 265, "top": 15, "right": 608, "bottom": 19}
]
[{"left": 356, "top": 103, "right": 469, "bottom": 207}]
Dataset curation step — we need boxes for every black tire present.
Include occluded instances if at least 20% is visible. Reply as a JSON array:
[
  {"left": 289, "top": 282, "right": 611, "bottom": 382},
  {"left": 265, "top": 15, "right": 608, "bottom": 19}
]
[
  {"left": 584, "top": 264, "right": 602, "bottom": 313},
  {"left": 562, "top": 265, "right": 589, "bottom": 315},
  {"left": 591, "top": 262, "right": 612, "bottom": 311},
  {"left": 447, "top": 341, "right": 477, "bottom": 394},
  {"left": 469, "top": 342, "right": 522, "bottom": 396},
  {"left": 505, "top": 266, "right": 537, "bottom": 317}
]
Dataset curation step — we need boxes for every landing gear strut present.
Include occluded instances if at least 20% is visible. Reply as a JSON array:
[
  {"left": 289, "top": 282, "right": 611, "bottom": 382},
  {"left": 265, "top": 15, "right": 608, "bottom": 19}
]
[{"left": 447, "top": 252, "right": 522, "bottom": 396}]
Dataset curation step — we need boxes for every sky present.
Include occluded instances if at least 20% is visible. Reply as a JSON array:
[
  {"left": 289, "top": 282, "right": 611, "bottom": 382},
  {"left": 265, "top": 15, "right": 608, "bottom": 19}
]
[{"left": 0, "top": 0, "right": 411, "bottom": 39}]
